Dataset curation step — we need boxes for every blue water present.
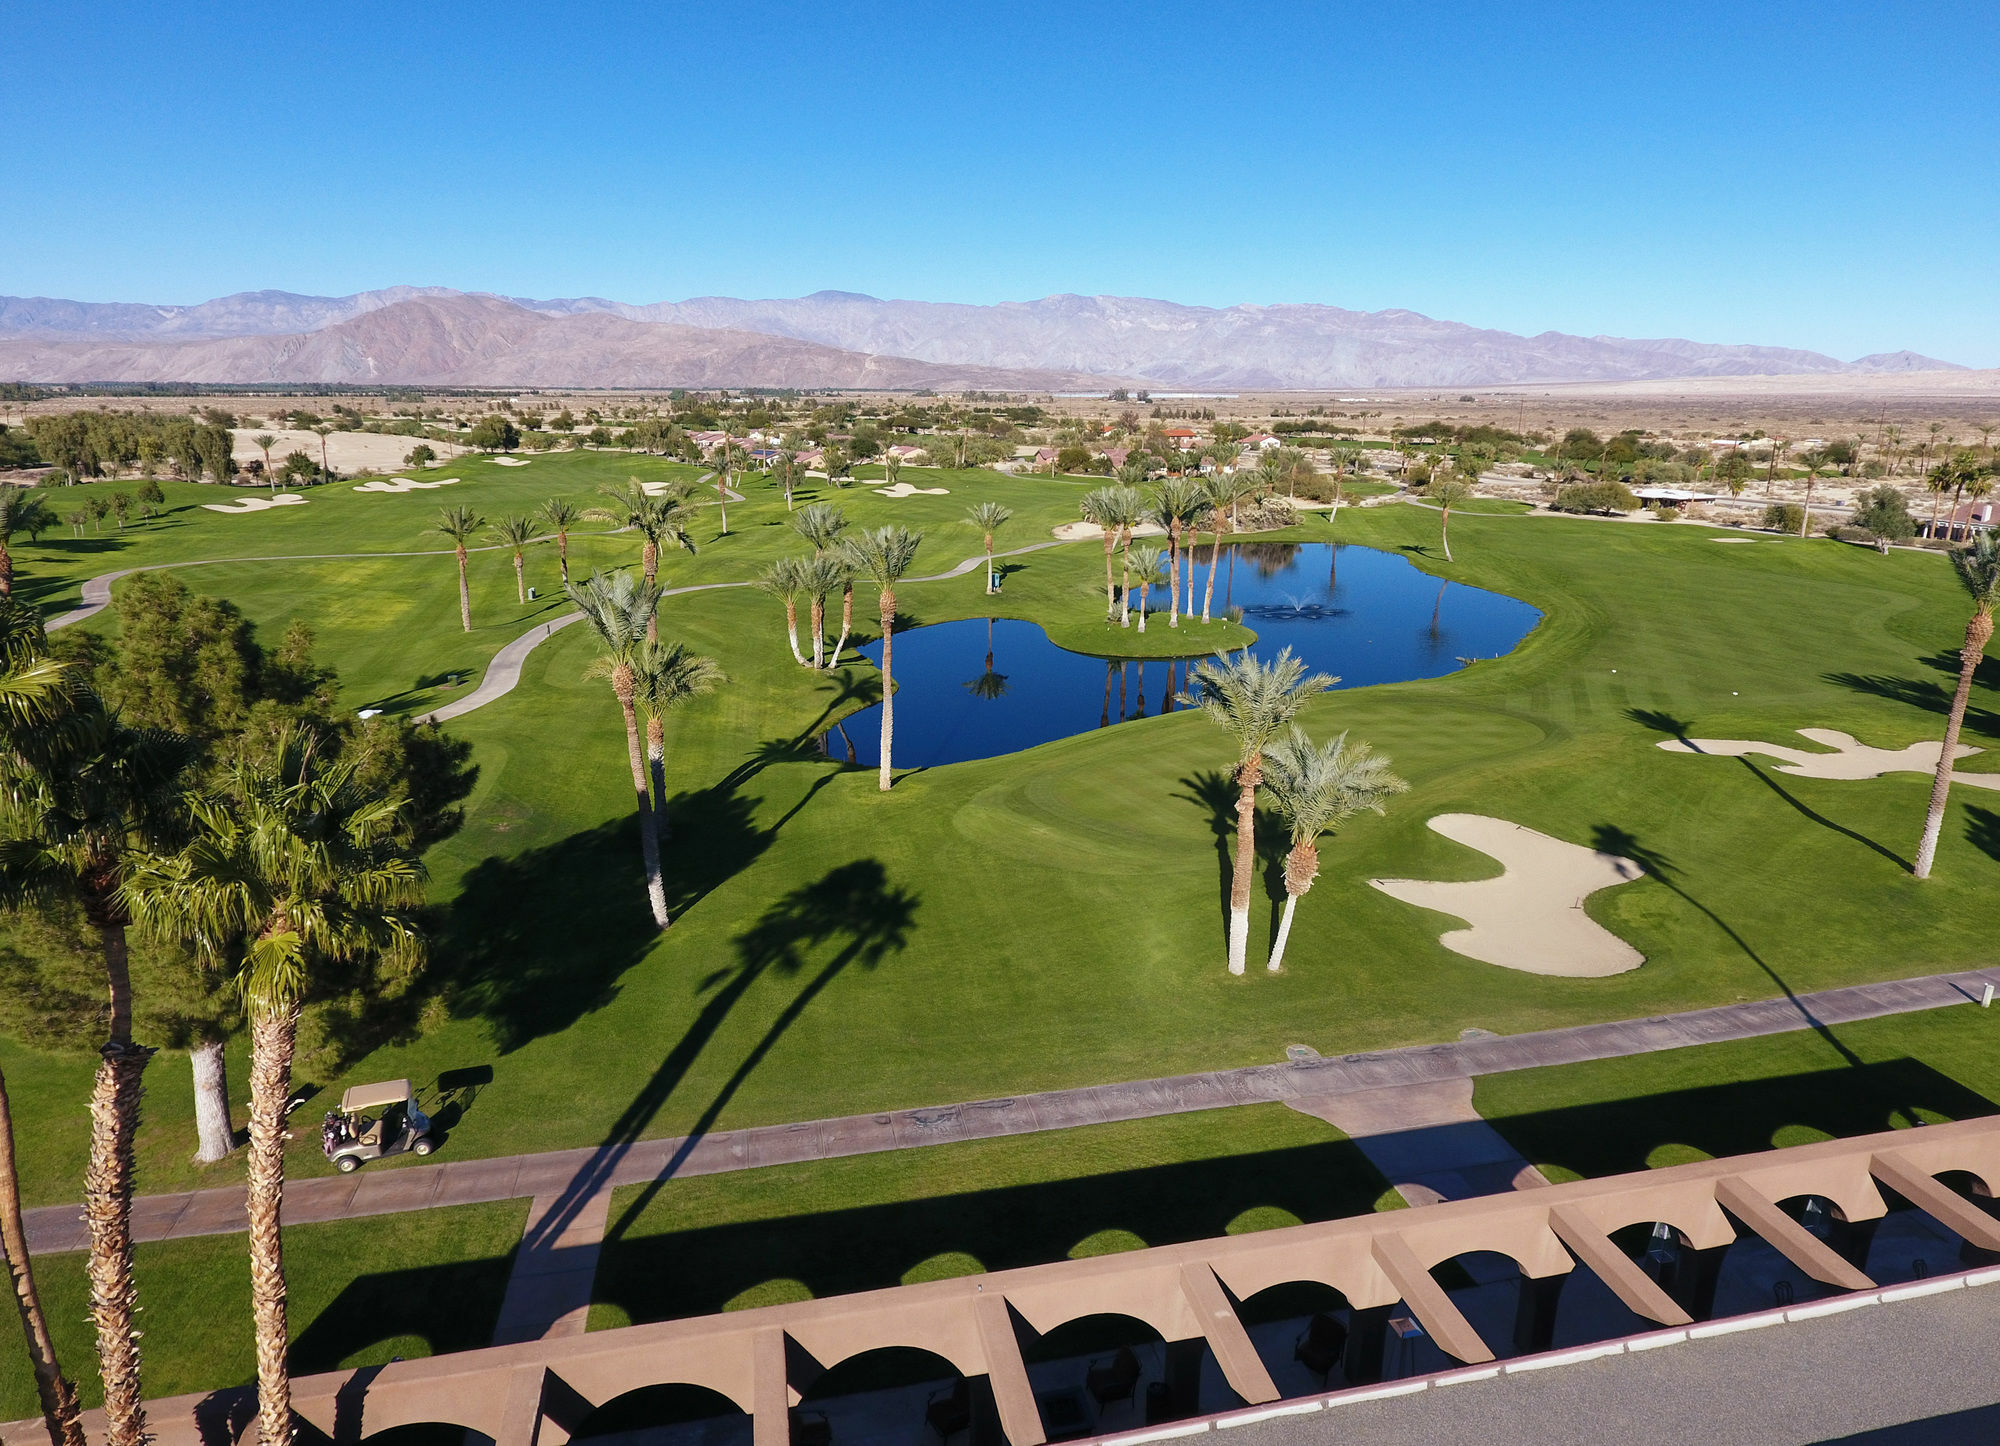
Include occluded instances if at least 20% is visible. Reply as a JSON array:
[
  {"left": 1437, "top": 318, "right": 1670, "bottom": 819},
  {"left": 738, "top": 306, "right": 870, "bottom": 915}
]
[{"left": 819, "top": 542, "right": 1540, "bottom": 768}]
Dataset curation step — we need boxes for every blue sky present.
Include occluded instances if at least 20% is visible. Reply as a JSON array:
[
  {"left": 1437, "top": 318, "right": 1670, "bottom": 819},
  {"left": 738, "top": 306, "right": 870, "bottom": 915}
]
[{"left": 6, "top": 0, "right": 1997, "bottom": 363}]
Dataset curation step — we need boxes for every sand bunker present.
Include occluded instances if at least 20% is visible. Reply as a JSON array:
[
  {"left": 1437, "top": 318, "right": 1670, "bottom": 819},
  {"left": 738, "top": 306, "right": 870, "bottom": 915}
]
[
  {"left": 490, "top": 456, "right": 532, "bottom": 467},
  {"left": 1659, "top": 728, "right": 2000, "bottom": 791},
  {"left": 875, "top": 482, "right": 949, "bottom": 498},
  {"left": 202, "top": 493, "right": 307, "bottom": 514},
  {"left": 354, "top": 476, "right": 460, "bottom": 493},
  {"left": 1050, "top": 520, "right": 1168, "bottom": 542},
  {"left": 1711, "top": 537, "right": 1763, "bottom": 543},
  {"left": 1370, "top": 814, "right": 1645, "bottom": 977}
]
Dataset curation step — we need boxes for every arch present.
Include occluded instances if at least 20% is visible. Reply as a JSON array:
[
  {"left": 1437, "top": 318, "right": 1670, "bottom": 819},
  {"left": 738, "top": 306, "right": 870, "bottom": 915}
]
[
  {"left": 1232, "top": 1281, "right": 1357, "bottom": 1401},
  {"left": 361, "top": 1426, "right": 493, "bottom": 1446},
  {"left": 1020, "top": 1312, "right": 1164, "bottom": 1367},
  {"left": 1573, "top": 1198, "right": 1736, "bottom": 1253},
  {"left": 572, "top": 1384, "right": 749, "bottom": 1437},
  {"left": 799, "top": 1346, "right": 963, "bottom": 1402}
]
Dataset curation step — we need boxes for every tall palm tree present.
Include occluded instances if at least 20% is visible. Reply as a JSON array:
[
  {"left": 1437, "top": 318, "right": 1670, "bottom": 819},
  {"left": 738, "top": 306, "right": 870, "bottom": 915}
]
[
  {"left": 1925, "top": 457, "right": 1964, "bottom": 540},
  {"left": 1126, "top": 545, "right": 1165, "bottom": 633},
  {"left": 798, "top": 556, "right": 849, "bottom": 670},
  {"left": 1914, "top": 536, "right": 2000, "bottom": 879},
  {"left": 966, "top": 501, "right": 1013, "bottom": 594},
  {"left": 586, "top": 481, "right": 697, "bottom": 640},
  {"left": 566, "top": 570, "right": 673, "bottom": 926},
  {"left": 489, "top": 516, "right": 539, "bottom": 604},
  {"left": 1079, "top": 486, "right": 1140, "bottom": 621},
  {"left": 122, "top": 729, "right": 424, "bottom": 1446},
  {"left": 758, "top": 558, "right": 811, "bottom": 666},
  {"left": 1150, "top": 478, "right": 1205, "bottom": 628},
  {"left": 432, "top": 505, "right": 484, "bottom": 632},
  {"left": 1201, "top": 472, "right": 1258, "bottom": 623},
  {"left": 792, "top": 504, "right": 852, "bottom": 666},
  {"left": 539, "top": 497, "right": 582, "bottom": 585},
  {"left": 1260, "top": 727, "right": 1408, "bottom": 973},
  {"left": 1797, "top": 449, "right": 1831, "bottom": 538},
  {"left": 773, "top": 450, "right": 801, "bottom": 511},
  {"left": 1426, "top": 478, "right": 1474, "bottom": 562},
  {"left": 841, "top": 526, "right": 924, "bottom": 791},
  {"left": 0, "top": 491, "right": 52, "bottom": 597},
  {"left": 1182, "top": 649, "right": 1337, "bottom": 975},
  {"left": 633, "top": 638, "right": 723, "bottom": 835},
  {"left": 0, "top": 628, "right": 194, "bottom": 1446},
  {"left": 252, "top": 433, "right": 276, "bottom": 493},
  {"left": 712, "top": 443, "right": 746, "bottom": 533},
  {"left": 312, "top": 425, "right": 333, "bottom": 480}
]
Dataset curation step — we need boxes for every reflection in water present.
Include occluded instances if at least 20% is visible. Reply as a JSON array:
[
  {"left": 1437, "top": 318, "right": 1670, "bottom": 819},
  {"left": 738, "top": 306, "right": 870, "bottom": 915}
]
[{"left": 820, "top": 543, "right": 1540, "bottom": 768}]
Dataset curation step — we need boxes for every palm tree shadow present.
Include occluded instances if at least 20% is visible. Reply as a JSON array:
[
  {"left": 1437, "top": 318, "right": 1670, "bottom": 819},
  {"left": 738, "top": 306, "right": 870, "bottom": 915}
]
[
  {"left": 1177, "top": 770, "right": 1238, "bottom": 925},
  {"left": 1823, "top": 670, "right": 2000, "bottom": 742},
  {"left": 1734, "top": 757, "right": 1911, "bottom": 870},
  {"left": 1589, "top": 823, "right": 1862, "bottom": 1067},
  {"left": 1626, "top": 707, "right": 1693, "bottom": 744},
  {"left": 1966, "top": 805, "right": 2000, "bottom": 863}
]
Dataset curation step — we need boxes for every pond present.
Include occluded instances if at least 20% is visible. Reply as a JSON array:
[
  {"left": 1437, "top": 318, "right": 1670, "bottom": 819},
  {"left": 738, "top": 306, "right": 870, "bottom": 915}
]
[{"left": 819, "top": 541, "right": 1541, "bottom": 768}]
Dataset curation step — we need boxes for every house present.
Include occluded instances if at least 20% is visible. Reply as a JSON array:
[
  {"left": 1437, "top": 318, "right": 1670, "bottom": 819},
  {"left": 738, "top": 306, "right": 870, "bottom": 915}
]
[
  {"left": 748, "top": 448, "right": 779, "bottom": 467},
  {"left": 1032, "top": 446, "right": 1059, "bottom": 468},
  {"left": 886, "top": 443, "right": 925, "bottom": 461},
  {"left": 1242, "top": 432, "right": 1281, "bottom": 449},
  {"left": 690, "top": 430, "right": 729, "bottom": 452},
  {"left": 1096, "top": 446, "right": 1130, "bottom": 470},
  {"left": 1935, "top": 499, "right": 1997, "bottom": 540},
  {"left": 1161, "top": 427, "right": 1198, "bottom": 449}
]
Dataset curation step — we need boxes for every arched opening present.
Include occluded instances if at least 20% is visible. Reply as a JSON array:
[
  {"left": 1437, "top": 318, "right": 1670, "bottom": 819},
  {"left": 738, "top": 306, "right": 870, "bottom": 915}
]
[
  {"left": 1538, "top": 1223, "right": 1687, "bottom": 1349},
  {"left": 1019, "top": 1311, "right": 1237, "bottom": 1436},
  {"left": 570, "top": 1384, "right": 750, "bottom": 1446},
  {"left": 360, "top": 1427, "right": 493, "bottom": 1446},
  {"left": 1420, "top": 1249, "right": 1542, "bottom": 1368},
  {"left": 1234, "top": 1280, "right": 1354, "bottom": 1399},
  {"left": 1710, "top": 1195, "right": 1852, "bottom": 1317},
  {"left": 797, "top": 1346, "right": 976, "bottom": 1446},
  {"left": 1863, "top": 1170, "right": 2000, "bottom": 1284}
]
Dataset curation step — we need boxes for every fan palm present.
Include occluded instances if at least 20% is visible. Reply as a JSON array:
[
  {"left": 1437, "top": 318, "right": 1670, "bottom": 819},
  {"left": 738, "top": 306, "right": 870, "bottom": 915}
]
[
  {"left": 966, "top": 501, "right": 1013, "bottom": 594},
  {"left": 1079, "top": 486, "right": 1141, "bottom": 622},
  {"left": 798, "top": 555, "right": 849, "bottom": 670},
  {"left": 1797, "top": 449, "right": 1832, "bottom": 538},
  {"left": 1150, "top": 478, "right": 1206, "bottom": 628},
  {"left": 539, "top": 497, "right": 582, "bottom": 585},
  {"left": 1126, "top": 545, "right": 1166, "bottom": 633},
  {"left": 1200, "top": 472, "right": 1258, "bottom": 622},
  {"left": 431, "top": 505, "right": 484, "bottom": 631},
  {"left": 566, "top": 570, "right": 673, "bottom": 927},
  {"left": 712, "top": 442, "right": 746, "bottom": 533},
  {"left": 0, "top": 491, "right": 52, "bottom": 597},
  {"left": 1914, "top": 535, "right": 2000, "bottom": 878},
  {"left": 1425, "top": 478, "right": 1474, "bottom": 562},
  {"left": 841, "top": 526, "right": 924, "bottom": 791},
  {"left": 1260, "top": 728, "right": 1408, "bottom": 972},
  {"left": 121, "top": 729, "right": 424, "bottom": 1446},
  {"left": 633, "top": 639, "right": 723, "bottom": 835},
  {"left": 792, "top": 504, "right": 853, "bottom": 667},
  {"left": 1182, "top": 649, "right": 1338, "bottom": 975},
  {"left": 758, "top": 557, "right": 811, "bottom": 666},
  {"left": 773, "top": 450, "right": 801, "bottom": 511},
  {"left": 251, "top": 433, "right": 276, "bottom": 493},
  {"left": 586, "top": 481, "right": 697, "bottom": 639},
  {"left": 489, "top": 515, "right": 539, "bottom": 604}
]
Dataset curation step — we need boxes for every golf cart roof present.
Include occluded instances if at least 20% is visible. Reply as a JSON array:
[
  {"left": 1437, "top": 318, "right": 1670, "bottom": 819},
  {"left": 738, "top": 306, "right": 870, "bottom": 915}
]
[{"left": 340, "top": 1079, "right": 414, "bottom": 1112}]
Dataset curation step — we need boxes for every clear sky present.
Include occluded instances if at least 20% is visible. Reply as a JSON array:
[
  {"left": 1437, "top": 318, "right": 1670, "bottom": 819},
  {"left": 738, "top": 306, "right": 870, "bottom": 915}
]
[{"left": 6, "top": 0, "right": 1997, "bottom": 363}]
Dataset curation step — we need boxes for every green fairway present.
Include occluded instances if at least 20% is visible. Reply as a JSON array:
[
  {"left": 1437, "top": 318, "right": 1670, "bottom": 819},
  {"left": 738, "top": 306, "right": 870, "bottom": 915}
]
[
  {"left": 0, "top": 1200, "right": 525, "bottom": 1420},
  {"left": 6, "top": 455, "right": 1999, "bottom": 1215}
]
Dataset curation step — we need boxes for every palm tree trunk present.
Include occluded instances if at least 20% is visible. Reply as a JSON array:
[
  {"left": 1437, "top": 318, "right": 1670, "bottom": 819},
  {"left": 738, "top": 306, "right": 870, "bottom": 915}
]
[
  {"left": 1166, "top": 524, "right": 1181, "bottom": 627},
  {"left": 1101, "top": 532, "right": 1116, "bottom": 618},
  {"left": 0, "top": 540, "right": 12, "bottom": 598},
  {"left": 1914, "top": 608, "right": 1994, "bottom": 878},
  {"left": 558, "top": 532, "right": 570, "bottom": 585},
  {"left": 1119, "top": 536, "right": 1132, "bottom": 627},
  {"left": 0, "top": 1065, "right": 85, "bottom": 1446},
  {"left": 646, "top": 715, "right": 669, "bottom": 840},
  {"left": 985, "top": 537, "right": 995, "bottom": 594},
  {"left": 783, "top": 600, "right": 807, "bottom": 666},
  {"left": 809, "top": 594, "right": 825, "bottom": 669},
  {"left": 878, "top": 589, "right": 896, "bottom": 792},
  {"left": 1137, "top": 582, "right": 1149, "bottom": 633},
  {"left": 190, "top": 1037, "right": 234, "bottom": 1163},
  {"left": 642, "top": 539, "right": 659, "bottom": 589},
  {"left": 89, "top": 921, "right": 149, "bottom": 1446},
  {"left": 716, "top": 478, "right": 729, "bottom": 534},
  {"left": 1227, "top": 761, "right": 1261, "bottom": 976},
  {"left": 455, "top": 546, "right": 471, "bottom": 631},
  {"left": 617, "top": 689, "right": 671, "bottom": 928},
  {"left": 1440, "top": 507, "right": 1454, "bottom": 563},
  {"left": 1202, "top": 530, "right": 1220, "bottom": 622},
  {"left": 247, "top": 1004, "right": 300, "bottom": 1446},
  {"left": 513, "top": 553, "right": 525, "bottom": 604},
  {"left": 829, "top": 585, "right": 852, "bottom": 668},
  {"left": 1800, "top": 481, "right": 1815, "bottom": 538}
]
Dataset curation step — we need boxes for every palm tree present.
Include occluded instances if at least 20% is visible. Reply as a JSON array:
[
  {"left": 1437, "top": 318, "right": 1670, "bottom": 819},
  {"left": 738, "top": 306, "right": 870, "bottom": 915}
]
[
  {"left": 773, "top": 450, "right": 801, "bottom": 511},
  {"left": 798, "top": 555, "right": 849, "bottom": 670},
  {"left": 587, "top": 480, "right": 697, "bottom": 639},
  {"left": 1913, "top": 536, "right": 2000, "bottom": 880},
  {"left": 792, "top": 504, "right": 852, "bottom": 666},
  {"left": 1797, "top": 449, "right": 1831, "bottom": 538},
  {"left": 1201, "top": 472, "right": 1258, "bottom": 623},
  {"left": 1182, "top": 649, "right": 1337, "bottom": 975},
  {"left": 312, "top": 425, "right": 333, "bottom": 480},
  {"left": 432, "top": 505, "right": 484, "bottom": 631},
  {"left": 489, "top": 516, "right": 539, "bottom": 604},
  {"left": 1126, "top": 545, "right": 1165, "bottom": 633},
  {"left": 841, "top": 526, "right": 924, "bottom": 791},
  {"left": 252, "top": 433, "right": 276, "bottom": 493},
  {"left": 1925, "top": 457, "right": 1963, "bottom": 540},
  {"left": 712, "top": 443, "right": 746, "bottom": 533},
  {"left": 758, "top": 557, "right": 811, "bottom": 666},
  {"left": 966, "top": 501, "right": 1013, "bottom": 594},
  {"left": 1426, "top": 478, "right": 1474, "bottom": 562},
  {"left": 122, "top": 729, "right": 424, "bottom": 1446},
  {"left": 633, "top": 638, "right": 723, "bottom": 835},
  {"left": 1151, "top": 478, "right": 1206, "bottom": 628},
  {"left": 1079, "top": 486, "right": 1140, "bottom": 621},
  {"left": 0, "top": 491, "right": 52, "bottom": 597},
  {"left": 0, "top": 627, "right": 193, "bottom": 1446},
  {"left": 566, "top": 570, "right": 673, "bottom": 926},
  {"left": 539, "top": 497, "right": 582, "bottom": 585},
  {"left": 1260, "top": 727, "right": 1408, "bottom": 973}
]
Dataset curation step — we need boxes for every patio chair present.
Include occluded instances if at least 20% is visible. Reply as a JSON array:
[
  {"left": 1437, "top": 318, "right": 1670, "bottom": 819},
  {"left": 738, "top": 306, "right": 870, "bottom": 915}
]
[
  {"left": 789, "top": 1408, "right": 831, "bottom": 1446},
  {"left": 926, "top": 1378, "right": 972, "bottom": 1441},
  {"left": 1293, "top": 1314, "right": 1347, "bottom": 1382},
  {"left": 1085, "top": 1346, "right": 1141, "bottom": 1410}
]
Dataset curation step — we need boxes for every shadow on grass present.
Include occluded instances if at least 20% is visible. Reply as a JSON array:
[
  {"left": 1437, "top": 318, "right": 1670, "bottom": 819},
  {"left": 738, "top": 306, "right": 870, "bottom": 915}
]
[
  {"left": 1175, "top": 771, "right": 1284, "bottom": 932},
  {"left": 1966, "top": 805, "right": 2000, "bottom": 863},
  {"left": 1823, "top": 669, "right": 2000, "bottom": 742},
  {"left": 1589, "top": 824, "right": 1864, "bottom": 1067},
  {"left": 289, "top": 1242, "right": 519, "bottom": 1377}
]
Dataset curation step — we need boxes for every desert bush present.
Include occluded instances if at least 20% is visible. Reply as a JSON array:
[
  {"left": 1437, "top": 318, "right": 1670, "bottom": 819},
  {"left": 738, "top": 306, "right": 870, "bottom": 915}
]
[
  {"left": 1550, "top": 480, "right": 1639, "bottom": 515},
  {"left": 1763, "top": 503, "right": 1805, "bottom": 533}
]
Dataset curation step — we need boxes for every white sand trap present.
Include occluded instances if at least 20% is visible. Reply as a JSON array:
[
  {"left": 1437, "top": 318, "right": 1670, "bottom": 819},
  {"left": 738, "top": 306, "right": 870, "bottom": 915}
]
[
  {"left": 1051, "top": 520, "right": 1167, "bottom": 541},
  {"left": 1711, "top": 537, "right": 1763, "bottom": 543},
  {"left": 638, "top": 480, "right": 681, "bottom": 497},
  {"left": 353, "top": 476, "right": 460, "bottom": 493},
  {"left": 202, "top": 493, "right": 307, "bottom": 514},
  {"left": 490, "top": 456, "right": 532, "bottom": 466},
  {"left": 1370, "top": 814, "right": 1645, "bottom": 977},
  {"left": 1659, "top": 728, "right": 2000, "bottom": 791},
  {"left": 874, "top": 482, "right": 949, "bottom": 498}
]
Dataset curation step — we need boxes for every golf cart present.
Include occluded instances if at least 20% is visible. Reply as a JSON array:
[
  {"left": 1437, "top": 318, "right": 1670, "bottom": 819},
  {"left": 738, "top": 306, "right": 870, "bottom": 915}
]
[{"left": 321, "top": 1079, "right": 435, "bottom": 1173}]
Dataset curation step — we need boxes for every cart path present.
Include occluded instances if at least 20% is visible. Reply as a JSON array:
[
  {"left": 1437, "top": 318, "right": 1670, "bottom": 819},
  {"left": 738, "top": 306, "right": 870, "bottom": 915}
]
[{"left": 21, "top": 962, "right": 1996, "bottom": 1258}]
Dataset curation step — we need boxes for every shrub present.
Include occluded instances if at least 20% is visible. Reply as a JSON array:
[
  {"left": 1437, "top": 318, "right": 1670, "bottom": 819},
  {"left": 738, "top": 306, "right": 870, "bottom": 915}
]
[
  {"left": 1762, "top": 503, "right": 1805, "bottom": 533},
  {"left": 1853, "top": 484, "right": 1915, "bottom": 549},
  {"left": 1550, "top": 481, "right": 1639, "bottom": 515}
]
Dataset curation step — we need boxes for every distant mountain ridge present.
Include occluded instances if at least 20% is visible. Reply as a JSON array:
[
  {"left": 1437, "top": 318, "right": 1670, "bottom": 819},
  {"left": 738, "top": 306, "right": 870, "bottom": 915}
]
[{"left": 0, "top": 287, "right": 1967, "bottom": 389}]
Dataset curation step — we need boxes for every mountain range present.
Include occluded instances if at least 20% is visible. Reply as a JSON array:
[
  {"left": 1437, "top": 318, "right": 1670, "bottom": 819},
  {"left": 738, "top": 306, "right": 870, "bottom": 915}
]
[{"left": 0, "top": 287, "right": 1966, "bottom": 391}]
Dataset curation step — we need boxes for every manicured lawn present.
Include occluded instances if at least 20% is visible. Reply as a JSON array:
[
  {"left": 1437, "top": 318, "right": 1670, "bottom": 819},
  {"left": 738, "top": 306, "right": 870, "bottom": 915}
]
[
  {"left": 589, "top": 1104, "right": 1394, "bottom": 1329},
  {"left": 0, "top": 1200, "right": 525, "bottom": 1420},
  {"left": 6, "top": 457, "right": 1999, "bottom": 1219}
]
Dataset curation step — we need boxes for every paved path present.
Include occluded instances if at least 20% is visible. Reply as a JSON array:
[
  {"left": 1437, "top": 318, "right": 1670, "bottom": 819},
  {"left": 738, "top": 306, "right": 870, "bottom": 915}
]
[
  {"left": 1290, "top": 1078, "right": 1548, "bottom": 1207},
  {"left": 23, "top": 964, "right": 1997, "bottom": 1256},
  {"left": 489, "top": 1187, "right": 612, "bottom": 1345}
]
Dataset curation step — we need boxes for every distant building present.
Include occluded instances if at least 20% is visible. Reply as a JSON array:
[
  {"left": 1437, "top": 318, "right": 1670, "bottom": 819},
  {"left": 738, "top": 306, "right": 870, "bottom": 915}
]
[
  {"left": 1161, "top": 427, "right": 1199, "bottom": 448},
  {"left": 1242, "top": 432, "right": 1281, "bottom": 449}
]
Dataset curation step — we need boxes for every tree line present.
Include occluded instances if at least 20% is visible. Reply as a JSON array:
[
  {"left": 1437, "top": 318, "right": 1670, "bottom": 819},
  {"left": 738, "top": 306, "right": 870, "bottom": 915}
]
[{"left": 21, "top": 412, "right": 235, "bottom": 484}]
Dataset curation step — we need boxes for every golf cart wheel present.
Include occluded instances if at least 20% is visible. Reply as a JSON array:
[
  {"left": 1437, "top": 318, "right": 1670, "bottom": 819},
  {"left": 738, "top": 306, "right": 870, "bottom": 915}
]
[
  {"left": 336, "top": 1155, "right": 360, "bottom": 1174},
  {"left": 412, "top": 1136, "right": 435, "bottom": 1156}
]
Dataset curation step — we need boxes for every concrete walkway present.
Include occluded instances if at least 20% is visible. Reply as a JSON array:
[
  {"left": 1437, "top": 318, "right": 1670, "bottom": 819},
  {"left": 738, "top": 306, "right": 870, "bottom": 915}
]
[
  {"left": 23, "top": 963, "right": 1996, "bottom": 1257},
  {"left": 489, "top": 1187, "right": 612, "bottom": 1344},
  {"left": 1290, "top": 1078, "right": 1549, "bottom": 1207}
]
